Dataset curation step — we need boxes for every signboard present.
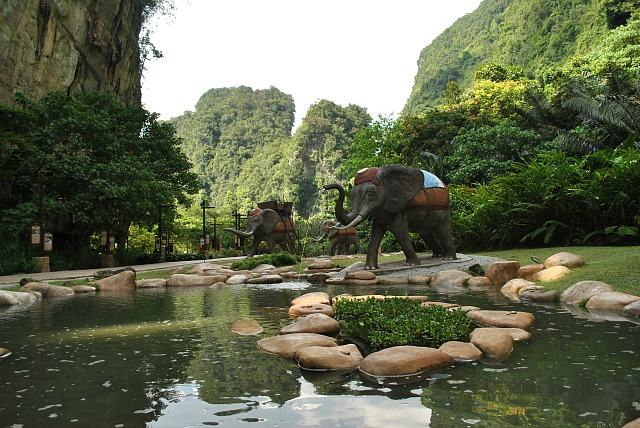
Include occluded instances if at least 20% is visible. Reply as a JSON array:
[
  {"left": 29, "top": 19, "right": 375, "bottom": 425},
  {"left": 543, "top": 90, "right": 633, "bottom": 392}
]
[
  {"left": 31, "top": 224, "right": 41, "bottom": 245},
  {"left": 155, "top": 235, "right": 161, "bottom": 251},
  {"left": 205, "top": 234, "right": 210, "bottom": 244},
  {"left": 100, "top": 230, "right": 108, "bottom": 246},
  {"left": 161, "top": 232, "right": 168, "bottom": 245},
  {"left": 108, "top": 236, "right": 116, "bottom": 253},
  {"left": 43, "top": 232, "right": 53, "bottom": 252}
]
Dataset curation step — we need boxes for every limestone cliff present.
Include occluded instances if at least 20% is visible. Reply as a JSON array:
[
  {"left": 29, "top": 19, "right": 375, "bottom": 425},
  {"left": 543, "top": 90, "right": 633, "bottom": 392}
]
[{"left": 0, "top": 0, "right": 143, "bottom": 106}]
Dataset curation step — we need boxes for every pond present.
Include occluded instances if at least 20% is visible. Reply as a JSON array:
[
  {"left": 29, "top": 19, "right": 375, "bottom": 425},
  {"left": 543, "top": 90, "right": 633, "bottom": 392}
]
[{"left": 1, "top": 282, "right": 639, "bottom": 427}]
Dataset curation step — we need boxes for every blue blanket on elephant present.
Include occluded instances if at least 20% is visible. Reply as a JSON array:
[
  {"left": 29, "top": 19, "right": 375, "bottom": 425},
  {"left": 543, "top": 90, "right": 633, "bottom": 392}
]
[{"left": 421, "top": 170, "right": 445, "bottom": 188}]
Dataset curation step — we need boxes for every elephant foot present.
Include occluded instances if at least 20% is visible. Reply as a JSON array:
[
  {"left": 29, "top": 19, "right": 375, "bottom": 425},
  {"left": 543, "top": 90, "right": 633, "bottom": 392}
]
[
  {"left": 405, "top": 260, "right": 421, "bottom": 266},
  {"left": 443, "top": 255, "right": 457, "bottom": 261},
  {"left": 364, "top": 265, "right": 378, "bottom": 270}
]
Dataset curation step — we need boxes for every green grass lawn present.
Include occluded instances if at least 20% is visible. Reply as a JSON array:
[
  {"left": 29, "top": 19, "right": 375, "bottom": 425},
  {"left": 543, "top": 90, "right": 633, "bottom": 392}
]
[{"left": 475, "top": 246, "right": 639, "bottom": 296}]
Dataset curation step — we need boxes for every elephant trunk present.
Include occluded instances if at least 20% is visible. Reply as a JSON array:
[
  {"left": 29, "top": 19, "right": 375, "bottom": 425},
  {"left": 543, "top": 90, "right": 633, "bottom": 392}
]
[
  {"left": 331, "top": 214, "right": 364, "bottom": 231},
  {"left": 223, "top": 227, "right": 254, "bottom": 238},
  {"left": 323, "top": 183, "right": 355, "bottom": 225},
  {"left": 313, "top": 234, "right": 326, "bottom": 242}
]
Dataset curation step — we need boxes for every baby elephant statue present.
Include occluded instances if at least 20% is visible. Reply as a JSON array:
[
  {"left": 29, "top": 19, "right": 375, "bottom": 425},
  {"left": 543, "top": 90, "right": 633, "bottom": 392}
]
[
  {"left": 314, "top": 220, "right": 361, "bottom": 256},
  {"left": 324, "top": 164, "right": 456, "bottom": 270},
  {"left": 223, "top": 208, "right": 296, "bottom": 257}
]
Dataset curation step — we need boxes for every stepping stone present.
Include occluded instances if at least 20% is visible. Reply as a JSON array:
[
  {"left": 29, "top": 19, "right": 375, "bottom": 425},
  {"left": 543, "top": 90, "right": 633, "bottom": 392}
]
[
  {"left": 291, "top": 292, "right": 331, "bottom": 306},
  {"left": 470, "top": 328, "right": 514, "bottom": 361},
  {"left": 289, "top": 303, "right": 335, "bottom": 318},
  {"left": 345, "top": 271, "right": 376, "bottom": 280},
  {"left": 466, "top": 310, "right": 534, "bottom": 329},
  {"left": 295, "top": 344, "right": 363, "bottom": 370},
  {"left": 359, "top": 346, "right": 452, "bottom": 377},
  {"left": 257, "top": 333, "right": 337, "bottom": 359},
  {"left": 280, "top": 313, "right": 340, "bottom": 335},
  {"left": 230, "top": 318, "right": 263, "bottom": 335},
  {"left": 438, "top": 341, "right": 483, "bottom": 362}
]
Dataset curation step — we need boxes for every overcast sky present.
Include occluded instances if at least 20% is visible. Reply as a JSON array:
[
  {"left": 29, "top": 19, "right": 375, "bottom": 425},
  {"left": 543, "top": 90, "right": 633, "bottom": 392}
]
[{"left": 141, "top": 0, "right": 483, "bottom": 128}]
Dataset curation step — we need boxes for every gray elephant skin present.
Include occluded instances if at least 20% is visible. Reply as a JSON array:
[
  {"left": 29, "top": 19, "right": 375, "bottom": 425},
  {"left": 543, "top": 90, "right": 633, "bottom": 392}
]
[
  {"left": 314, "top": 220, "right": 361, "bottom": 256},
  {"left": 324, "top": 164, "right": 456, "bottom": 269},
  {"left": 224, "top": 208, "right": 296, "bottom": 257}
]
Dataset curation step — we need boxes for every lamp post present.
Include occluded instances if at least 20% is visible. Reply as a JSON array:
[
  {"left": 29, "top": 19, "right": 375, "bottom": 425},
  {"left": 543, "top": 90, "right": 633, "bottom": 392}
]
[
  {"left": 200, "top": 200, "right": 215, "bottom": 261},
  {"left": 158, "top": 204, "right": 174, "bottom": 263}
]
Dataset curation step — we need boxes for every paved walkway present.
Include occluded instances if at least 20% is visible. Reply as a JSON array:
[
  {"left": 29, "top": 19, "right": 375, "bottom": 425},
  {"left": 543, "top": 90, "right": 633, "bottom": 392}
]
[{"left": 0, "top": 256, "right": 245, "bottom": 288}]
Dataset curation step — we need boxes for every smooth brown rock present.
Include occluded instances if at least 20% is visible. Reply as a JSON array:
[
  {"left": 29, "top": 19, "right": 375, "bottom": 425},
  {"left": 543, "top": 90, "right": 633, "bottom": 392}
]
[
  {"left": 295, "top": 344, "right": 363, "bottom": 370},
  {"left": 518, "top": 264, "right": 544, "bottom": 280},
  {"left": 359, "top": 346, "right": 452, "bottom": 377},
  {"left": 280, "top": 313, "right": 340, "bottom": 335},
  {"left": 585, "top": 291, "right": 640, "bottom": 311},
  {"left": 226, "top": 274, "right": 248, "bottom": 285},
  {"left": 269, "top": 265, "right": 295, "bottom": 275},
  {"left": 70, "top": 285, "right": 97, "bottom": 293},
  {"left": 560, "top": 280, "right": 613, "bottom": 305},
  {"left": 485, "top": 261, "right": 521, "bottom": 286},
  {"left": 467, "top": 277, "right": 492, "bottom": 287},
  {"left": 307, "top": 260, "right": 336, "bottom": 270},
  {"left": 257, "top": 333, "right": 337, "bottom": 359},
  {"left": 135, "top": 278, "right": 167, "bottom": 288},
  {"left": 230, "top": 318, "right": 263, "bottom": 335},
  {"left": 328, "top": 278, "right": 378, "bottom": 286},
  {"left": 0, "top": 290, "right": 39, "bottom": 305},
  {"left": 467, "top": 310, "right": 535, "bottom": 329},
  {"left": 306, "top": 273, "right": 331, "bottom": 284},
  {"left": 470, "top": 328, "right": 514, "bottom": 360},
  {"left": 544, "top": 252, "right": 584, "bottom": 269},
  {"left": 0, "top": 347, "right": 11, "bottom": 358},
  {"left": 517, "top": 285, "right": 545, "bottom": 295},
  {"left": 251, "top": 263, "right": 277, "bottom": 273},
  {"left": 166, "top": 274, "right": 218, "bottom": 287},
  {"left": 623, "top": 300, "right": 640, "bottom": 317},
  {"left": 459, "top": 305, "right": 481, "bottom": 312},
  {"left": 289, "top": 303, "right": 335, "bottom": 318},
  {"left": 430, "top": 269, "right": 472, "bottom": 287},
  {"left": 519, "top": 289, "right": 558, "bottom": 302},
  {"left": 345, "top": 271, "right": 376, "bottom": 280},
  {"left": 21, "top": 282, "right": 75, "bottom": 296},
  {"left": 291, "top": 292, "right": 331, "bottom": 306},
  {"left": 531, "top": 265, "right": 572, "bottom": 282},
  {"left": 623, "top": 417, "right": 640, "bottom": 428},
  {"left": 196, "top": 273, "right": 229, "bottom": 283},
  {"left": 439, "top": 341, "right": 483, "bottom": 362},
  {"left": 408, "top": 275, "right": 431, "bottom": 285},
  {"left": 501, "top": 278, "right": 537, "bottom": 294},
  {"left": 246, "top": 274, "right": 283, "bottom": 284},
  {"left": 186, "top": 263, "right": 223, "bottom": 274}
]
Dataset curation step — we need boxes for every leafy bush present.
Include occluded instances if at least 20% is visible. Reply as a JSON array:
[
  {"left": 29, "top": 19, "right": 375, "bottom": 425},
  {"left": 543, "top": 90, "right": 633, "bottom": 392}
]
[
  {"left": 231, "top": 252, "right": 300, "bottom": 270},
  {"left": 334, "top": 297, "right": 475, "bottom": 351}
]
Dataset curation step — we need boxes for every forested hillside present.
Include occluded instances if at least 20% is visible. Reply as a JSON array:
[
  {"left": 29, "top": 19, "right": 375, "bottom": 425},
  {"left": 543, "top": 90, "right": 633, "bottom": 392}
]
[
  {"left": 404, "top": 0, "right": 640, "bottom": 114},
  {"left": 171, "top": 87, "right": 371, "bottom": 215}
]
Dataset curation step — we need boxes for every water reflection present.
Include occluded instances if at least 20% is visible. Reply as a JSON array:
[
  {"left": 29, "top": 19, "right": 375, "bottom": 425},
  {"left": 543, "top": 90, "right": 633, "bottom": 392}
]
[{"left": 0, "top": 284, "right": 638, "bottom": 427}]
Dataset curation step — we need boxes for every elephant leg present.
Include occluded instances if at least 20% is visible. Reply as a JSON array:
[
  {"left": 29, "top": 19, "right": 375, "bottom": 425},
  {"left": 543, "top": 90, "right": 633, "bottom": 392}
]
[
  {"left": 266, "top": 236, "right": 276, "bottom": 254},
  {"left": 353, "top": 237, "right": 362, "bottom": 254},
  {"left": 391, "top": 225, "right": 420, "bottom": 266},
  {"left": 328, "top": 239, "right": 337, "bottom": 256},
  {"left": 247, "top": 238, "right": 261, "bottom": 257},
  {"left": 435, "top": 214, "right": 457, "bottom": 260},
  {"left": 420, "top": 232, "right": 444, "bottom": 258},
  {"left": 365, "top": 224, "right": 385, "bottom": 269}
]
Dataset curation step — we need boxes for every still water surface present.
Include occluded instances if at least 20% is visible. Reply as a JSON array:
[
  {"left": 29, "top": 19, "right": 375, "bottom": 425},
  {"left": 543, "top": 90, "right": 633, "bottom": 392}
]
[{"left": 1, "top": 282, "right": 639, "bottom": 427}]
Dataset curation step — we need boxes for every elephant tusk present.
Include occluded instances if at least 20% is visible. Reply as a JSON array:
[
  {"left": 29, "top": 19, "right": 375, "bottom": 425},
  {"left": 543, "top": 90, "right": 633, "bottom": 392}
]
[
  {"left": 223, "top": 227, "right": 254, "bottom": 238},
  {"left": 313, "top": 235, "right": 325, "bottom": 242},
  {"left": 331, "top": 215, "right": 363, "bottom": 231}
]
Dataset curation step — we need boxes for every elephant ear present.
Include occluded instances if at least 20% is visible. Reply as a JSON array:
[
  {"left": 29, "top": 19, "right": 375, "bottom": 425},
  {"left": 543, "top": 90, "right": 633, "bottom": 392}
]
[
  {"left": 262, "top": 209, "right": 280, "bottom": 234},
  {"left": 378, "top": 165, "right": 424, "bottom": 213}
]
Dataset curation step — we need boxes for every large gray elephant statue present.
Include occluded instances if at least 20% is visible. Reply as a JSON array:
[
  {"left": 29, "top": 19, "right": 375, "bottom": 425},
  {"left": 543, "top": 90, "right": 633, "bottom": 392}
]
[
  {"left": 223, "top": 208, "right": 296, "bottom": 257},
  {"left": 314, "top": 220, "right": 361, "bottom": 256},
  {"left": 324, "top": 164, "right": 456, "bottom": 269}
]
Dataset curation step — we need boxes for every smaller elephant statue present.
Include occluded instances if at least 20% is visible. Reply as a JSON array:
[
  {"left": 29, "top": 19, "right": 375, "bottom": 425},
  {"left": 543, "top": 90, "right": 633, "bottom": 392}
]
[
  {"left": 314, "top": 220, "right": 361, "bottom": 256},
  {"left": 223, "top": 208, "right": 297, "bottom": 257}
]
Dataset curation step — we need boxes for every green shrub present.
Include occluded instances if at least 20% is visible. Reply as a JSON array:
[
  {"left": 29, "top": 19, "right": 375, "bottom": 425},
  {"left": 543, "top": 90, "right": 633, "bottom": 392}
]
[
  {"left": 334, "top": 297, "right": 475, "bottom": 351},
  {"left": 231, "top": 252, "right": 300, "bottom": 270}
]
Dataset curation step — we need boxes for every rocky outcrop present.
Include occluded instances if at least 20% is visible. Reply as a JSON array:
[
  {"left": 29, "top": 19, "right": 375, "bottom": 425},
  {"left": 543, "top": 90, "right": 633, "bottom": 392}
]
[
  {"left": 94, "top": 270, "right": 136, "bottom": 290},
  {"left": 0, "top": 0, "right": 144, "bottom": 106}
]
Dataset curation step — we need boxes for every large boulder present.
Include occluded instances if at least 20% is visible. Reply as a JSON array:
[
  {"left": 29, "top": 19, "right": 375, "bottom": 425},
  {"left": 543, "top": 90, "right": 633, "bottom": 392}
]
[
  {"left": 585, "top": 292, "right": 640, "bottom": 311},
  {"left": 345, "top": 271, "right": 376, "bottom": 280},
  {"left": 485, "top": 261, "right": 521, "bottom": 286},
  {"left": 532, "top": 265, "right": 572, "bottom": 282},
  {"left": 94, "top": 270, "right": 136, "bottom": 291},
  {"left": 257, "top": 333, "right": 337, "bottom": 359},
  {"left": 408, "top": 275, "right": 431, "bottom": 285},
  {"left": 519, "top": 289, "right": 558, "bottom": 302},
  {"left": 291, "top": 292, "right": 331, "bottom": 306},
  {"left": 166, "top": 274, "right": 219, "bottom": 287},
  {"left": 295, "top": 344, "right": 363, "bottom": 370},
  {"left": 70, "top": 285, "right": 97, "bottom": 293},
  {"left": 438, "top": 341, "right": 483, "bottom": 362},
  {"left": 470, "top": 328, "right": 514, "bottom": 361},
  {"left": 306, "top": 272, "right": 331, "bottom": 285},
  {"left": 544, "top": 252, "right": 584, "bottom": 268},
  {"left": 230, "top": 318, "right": 263, "bottom": 335},
  {"left": 430, "top": 269, "right": 472, "bottom": 287},
  {"left": 186, "top": 263, "right": 223, "bottom": 275},
  {"left": 359, "top": 346, "right": 452, "bottom": 377},
  {"left": 560, "top": 281, "right": 613, "bottom": 305},
  {"left": 21, "top": 282, "right": 75, "bottom": 297},
  {"left": 623, "top": 300, "right": 640, "bottom": 317},
  {"left": 467, "top": 277, "right": 492, "bottom": 288},
  {"left": 306, "top": 260, "right": 336, "bottom": 270},
  {"left": 226, "top": 274, "right": 248, "bottom": 285},
  {"left": 466, "top": 310, "right": 535, "bottom": 329},
  {"left": 0, "top": 290, "right": 39, "bottom": 305},
  {"left": 246, "top": 275, "right": 283, "bottom": 284},
  {"left": 518, "top": 264, "right": 544, "bottom": 280},
  {"left": 500, "top": 278, "right": 537, "bottom": 294},
  {"left": 280, "top": 313, "right": 340, "bottom": 335},
  {"left": 135, "top": 278, "right": 166, "bottom": 288}
]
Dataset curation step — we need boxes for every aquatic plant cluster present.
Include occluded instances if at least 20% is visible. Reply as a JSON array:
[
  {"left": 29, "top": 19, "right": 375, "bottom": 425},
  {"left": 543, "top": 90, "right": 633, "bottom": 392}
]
[
  {"left": 230, "top": 252, "right": 300, "bottom": 270},
  {"left": 334, "top": 297, "right": 475, "bottom": 351}
]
